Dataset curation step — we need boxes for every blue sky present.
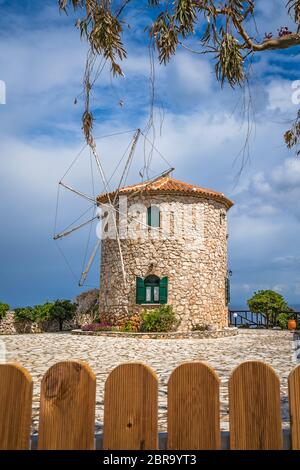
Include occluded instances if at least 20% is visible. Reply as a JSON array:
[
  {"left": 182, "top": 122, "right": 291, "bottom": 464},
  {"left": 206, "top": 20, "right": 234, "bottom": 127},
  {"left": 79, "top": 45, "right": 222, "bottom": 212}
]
[{"left": 1, "top": 0, "right": 300, "bottom": 308}]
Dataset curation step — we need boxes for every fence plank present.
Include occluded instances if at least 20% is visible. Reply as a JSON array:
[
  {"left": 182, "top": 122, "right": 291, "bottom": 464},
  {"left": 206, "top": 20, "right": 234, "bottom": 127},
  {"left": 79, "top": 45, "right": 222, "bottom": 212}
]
[
  {"left": 38, "top": 361, "right": 96, "bottom": 450},
  {"left": 289, "top": 364, "right": 300, "bottom": 449},
  {"left": 168, "top": 362, "right": 220, "bottom": 450},
  {"left": 229, "top": 360, "right": 282, "bottom": 450},
  {"left": 103, "top": 363, "right": 158, "bottom": 450},
  {"left": 0, "top": 363, "right": 32, "bottom": 450}
]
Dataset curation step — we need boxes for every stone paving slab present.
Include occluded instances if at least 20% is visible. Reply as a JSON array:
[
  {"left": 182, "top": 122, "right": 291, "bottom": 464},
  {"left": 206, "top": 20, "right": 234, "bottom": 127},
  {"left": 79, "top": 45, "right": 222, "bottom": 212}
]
[{"left": 0, "top": 330, "right": 295, "bottom": 432}]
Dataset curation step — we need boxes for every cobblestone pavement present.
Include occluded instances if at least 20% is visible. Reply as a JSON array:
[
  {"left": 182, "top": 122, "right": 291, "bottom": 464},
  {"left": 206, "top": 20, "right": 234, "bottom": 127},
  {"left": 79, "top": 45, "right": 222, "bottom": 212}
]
[{"left": 0, "top": 330, "right": 296, "bottom": 432}]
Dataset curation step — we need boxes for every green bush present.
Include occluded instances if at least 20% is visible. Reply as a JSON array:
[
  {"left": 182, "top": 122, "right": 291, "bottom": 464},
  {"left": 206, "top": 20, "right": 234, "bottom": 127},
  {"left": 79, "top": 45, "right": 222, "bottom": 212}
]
[
  {"left": 121, "top": 321, "right": 135, "bottom": 332},
  {"left": 14, "top": 303, "right": 56, "bottom": 323},
  {"left": 14, "top": 306, "right": 36, "bottom": 322},
  {"left": 277, "top": 312, "right": 293, "bottom": 330},
  {"left": 247, "top": 290, "right": 294, "bottom": 328},
  {"left": 34, "top": 302, "right": 56, "bottom": 322},
  {"left": 14, "top": 300, "right": 77, "bottom": 330},
  {"left": 0, "top": 302, "right": 9, "bottom": 320},
  {"left": 140, "top": 305, "right": 179, "bottom": 332},
  {"left": 47, "top": 300, "right": 77, "bottom": 331}
]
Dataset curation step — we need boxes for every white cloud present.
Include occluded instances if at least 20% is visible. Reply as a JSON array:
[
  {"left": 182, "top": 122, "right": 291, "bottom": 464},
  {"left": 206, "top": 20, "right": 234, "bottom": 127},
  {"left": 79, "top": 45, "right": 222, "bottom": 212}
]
[
  {"left": 272, "top": 158, "right": 300, "bottom": 188},
  {"left": 171, "top": 54, "right": 212, "bottom": 94},
  {"left": 267, "top": 80, "right": 295, "bottom": 113},
  {"left": 251, "top": 172, "right": 272, "bottom": 195},
  {"left": 255, "top": 0, "right": 294, "bottom": 35},
  {"left": 234, "top": 157, "right": 300, "bottom": 222},
  {"left": 272, "top": 255, "right": 300, "bottom": 267},
  {"left": 271, "top": 284, "right": 287, "bottom": 293}
]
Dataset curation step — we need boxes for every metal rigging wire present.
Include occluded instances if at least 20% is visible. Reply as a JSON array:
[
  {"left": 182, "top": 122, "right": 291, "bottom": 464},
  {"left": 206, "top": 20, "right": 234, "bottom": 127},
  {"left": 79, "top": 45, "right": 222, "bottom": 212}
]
[
  {"left": 81, "top": 149, "right": 97, "bottom": 278},
  {"left": 54, "top": 127, "right": 175, "bottom": 287}
]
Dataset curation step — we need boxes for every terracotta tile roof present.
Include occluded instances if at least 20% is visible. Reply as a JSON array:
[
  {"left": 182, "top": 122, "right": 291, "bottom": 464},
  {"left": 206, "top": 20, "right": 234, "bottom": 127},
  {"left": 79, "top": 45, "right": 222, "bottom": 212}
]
[{"left": 97, "top": 175, "right": 234, "bottom": 209}]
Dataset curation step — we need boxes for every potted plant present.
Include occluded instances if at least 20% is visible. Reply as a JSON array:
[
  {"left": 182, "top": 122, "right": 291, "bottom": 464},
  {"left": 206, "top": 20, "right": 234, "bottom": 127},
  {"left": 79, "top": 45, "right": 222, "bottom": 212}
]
[{"left": 288, "top": 318, "right": 297, "bottom": 330}]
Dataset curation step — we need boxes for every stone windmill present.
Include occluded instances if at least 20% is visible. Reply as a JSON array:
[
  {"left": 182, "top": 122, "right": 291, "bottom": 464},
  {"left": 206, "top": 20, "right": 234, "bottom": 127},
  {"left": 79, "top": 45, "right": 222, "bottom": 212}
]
[{"left": 97, "top": 172, "right": 233, "bottom": 332}]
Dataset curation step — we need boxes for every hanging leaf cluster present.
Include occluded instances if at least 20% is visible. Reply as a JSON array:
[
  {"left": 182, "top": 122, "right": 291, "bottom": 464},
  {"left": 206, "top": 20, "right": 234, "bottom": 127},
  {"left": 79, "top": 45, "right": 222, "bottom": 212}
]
[
  {"left": 174, "top": 0, "right": 197, "bottom": 36},
  {"left": 81, "top": 7, "right": 126, "bottom": 76},
  {"left": 215, "top": 33, "right": 244, "bottom": 87},
  {"left": 63, "top": 1, "right": 127, "bottom": 77},
  {"left": 287, "top": 0, "right": 300, "bottom": 30},
  {"left": 284, "top": 110, "right": 300, "bottom": 154},
  {"left": 58, "top": 0, "right": 83, "bottom": 11},
  {"left": 82, "top": 110, "right": 94, "bottom": 145},
  {"left": 149, "top": 13, "right": 179, "bottom": 64}
]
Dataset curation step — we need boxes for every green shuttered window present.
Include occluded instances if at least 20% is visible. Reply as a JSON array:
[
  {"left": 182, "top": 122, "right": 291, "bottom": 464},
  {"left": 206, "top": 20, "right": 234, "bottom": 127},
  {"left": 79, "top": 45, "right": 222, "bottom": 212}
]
[
  {"left": 136, "top": 277, "right": 145, "bottom": 304},
  {"left": 159, "top": 277, "right": 168, "bottom": 304},
  {"left": 147, "top": 206, "right": 160, "bottom": 228},
  {"left": 136, "top": 275, "right": 168, "bottom": 304}
]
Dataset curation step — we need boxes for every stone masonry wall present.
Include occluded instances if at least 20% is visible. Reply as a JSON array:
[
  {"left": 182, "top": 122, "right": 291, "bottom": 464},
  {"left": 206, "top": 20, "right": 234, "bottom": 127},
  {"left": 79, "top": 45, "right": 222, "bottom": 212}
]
[
  {"left": 0, "top": 311, "right": 76, "bottom": 335},
  {"left": 99, "top": 193, "right": 229, "bottom": 332},
  {"left": 75, "top": 289, "right": 100, "bottom": 326}
]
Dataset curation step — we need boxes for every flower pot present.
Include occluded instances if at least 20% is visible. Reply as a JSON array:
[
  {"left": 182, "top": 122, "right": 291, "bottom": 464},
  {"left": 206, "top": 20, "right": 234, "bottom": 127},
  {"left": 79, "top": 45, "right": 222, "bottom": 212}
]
[{"left": 288, "top": 319, "right": 297, "bottom": 330}]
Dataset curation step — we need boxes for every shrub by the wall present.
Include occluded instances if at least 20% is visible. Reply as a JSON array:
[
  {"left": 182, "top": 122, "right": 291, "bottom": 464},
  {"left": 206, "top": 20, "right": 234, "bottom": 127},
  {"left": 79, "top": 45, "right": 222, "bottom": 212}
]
[
  {"left": 81, "top": 322, "right": 114, "bottom": 332},
  {"left": 120, "top": 321, "right": 135, "bottom": 332},
  {"left": 140, "top": 305, "right": 180, "bottom": 332},
  {"left": 47, "top": 300, "right": 77, "bottom": 331},
  {"left": 14, "top": 306, "right": 36, "bottom": 322},
  {"left": 0, "top": 302, "right": 9, "bottom": 320},
  {"left": 277, "top": 312, "right": 293, "bottom": 329},
  {"left": 34, "top": 302, "right": 55, "bottom": 322},
  {"left": 14, "top": 300, "right": 77, "bottom": 330},
  {"left": 120, "top": 315, "right": 141, "bottom": 332}
]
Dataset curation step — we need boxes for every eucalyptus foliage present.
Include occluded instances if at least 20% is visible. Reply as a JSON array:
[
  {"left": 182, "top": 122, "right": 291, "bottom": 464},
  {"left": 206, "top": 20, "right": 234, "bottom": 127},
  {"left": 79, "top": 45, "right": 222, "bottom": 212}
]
[{"left": 58, "top": 1, "right": 300, "bottom": 150}]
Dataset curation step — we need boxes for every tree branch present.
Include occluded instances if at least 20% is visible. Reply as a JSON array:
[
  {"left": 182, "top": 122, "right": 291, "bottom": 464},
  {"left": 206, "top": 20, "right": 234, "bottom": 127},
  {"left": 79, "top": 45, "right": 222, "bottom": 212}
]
[
  {"left": 232, "top": 15, "right": 300, "bottom": 51},
  {"left": 194, "top": 1, "right": 300, "bottom": 52},
  {"left": 116, "top": 0, "right": 131, "bottom": 18},
  {"left": 249, "top": 33, "right": 300, "bottom": 51},
  {"left": 178, "top": 40, "right": 215, "bottom": 54}
]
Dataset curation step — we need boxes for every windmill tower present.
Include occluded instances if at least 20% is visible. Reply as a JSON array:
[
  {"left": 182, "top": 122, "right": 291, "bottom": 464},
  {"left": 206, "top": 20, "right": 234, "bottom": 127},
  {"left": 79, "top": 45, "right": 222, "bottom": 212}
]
[{"left": 97, "top": 173, "right": 233, "bottom": 332}]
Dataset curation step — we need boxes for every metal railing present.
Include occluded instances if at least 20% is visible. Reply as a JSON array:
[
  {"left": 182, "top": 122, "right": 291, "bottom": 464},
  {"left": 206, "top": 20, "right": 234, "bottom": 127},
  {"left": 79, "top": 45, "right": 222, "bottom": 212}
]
[{"left": 229, "top": 310, "right": 300, "bottom": 328}]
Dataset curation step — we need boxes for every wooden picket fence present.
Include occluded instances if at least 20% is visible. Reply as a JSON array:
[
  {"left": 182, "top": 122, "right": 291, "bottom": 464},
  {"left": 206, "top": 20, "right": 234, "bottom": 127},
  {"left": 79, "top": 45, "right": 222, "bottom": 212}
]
[{"left": 1, "top": 360, "right": 300, "bottom": 450}]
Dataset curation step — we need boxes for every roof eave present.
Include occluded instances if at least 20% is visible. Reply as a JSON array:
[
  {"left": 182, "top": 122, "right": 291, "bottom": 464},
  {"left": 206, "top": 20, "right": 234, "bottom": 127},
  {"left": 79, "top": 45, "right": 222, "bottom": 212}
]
[{"left": 97, "top": 189, "right": 234, "bottom": 210}]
